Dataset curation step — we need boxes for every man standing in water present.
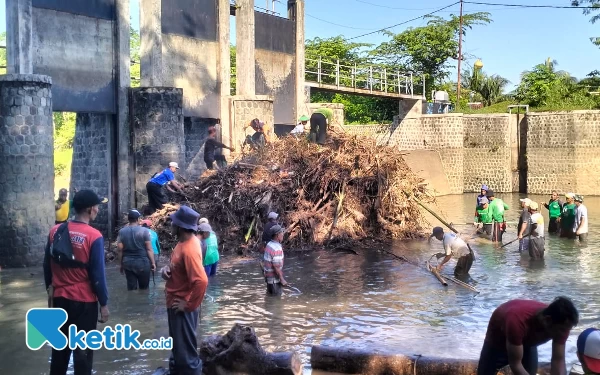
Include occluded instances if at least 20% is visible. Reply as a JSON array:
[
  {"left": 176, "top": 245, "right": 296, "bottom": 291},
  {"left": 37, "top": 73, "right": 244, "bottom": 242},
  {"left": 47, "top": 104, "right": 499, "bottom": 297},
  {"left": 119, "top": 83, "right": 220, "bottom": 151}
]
[
  {"left": 488, "top": 190, "right": 509, "bottom": 243},
  {"left": 477, "top": 296, "right": 579, "bottom": 375},
  {"left": 117, "top": 209, "right": 156, "bottom": 291},
  {"left": 475, "top": 197, "right": 493, "bottom": 236},
  {"left": 162, "top": 206, "right": 208, "bottom": 374},
  {"left": 541, "top": 191, "right": 563, "bottom": 234},
  {"left": 527, "top": 202, "right": 545, "bottom": 260},
  {"left": 559, "top": 193, "right": 577, "bottom": 238},
  {"left": 430, "top": 227, "right": 474, "bottom": 278},
  {"left": 574, "top": 195, "right": 588, "bottom": 243},
  {"left": 263, "top": 225, "right": 288, "bottom": 296},
  {"left": 43, "top": 189, "right": 110, "bottom": 375},
  {"left": 517, "top": 198, "right": 532, "bottom": 252}
]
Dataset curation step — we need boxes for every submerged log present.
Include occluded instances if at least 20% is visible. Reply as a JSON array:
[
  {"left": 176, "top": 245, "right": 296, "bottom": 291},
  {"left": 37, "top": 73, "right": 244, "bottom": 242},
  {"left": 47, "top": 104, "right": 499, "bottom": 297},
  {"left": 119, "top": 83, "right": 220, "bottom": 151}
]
[
  {"left": 199, "top": 323, "right": 302, "bottom": 375},
  {"left": 311, "top": 345, "right": 552, "bottom": 375}
]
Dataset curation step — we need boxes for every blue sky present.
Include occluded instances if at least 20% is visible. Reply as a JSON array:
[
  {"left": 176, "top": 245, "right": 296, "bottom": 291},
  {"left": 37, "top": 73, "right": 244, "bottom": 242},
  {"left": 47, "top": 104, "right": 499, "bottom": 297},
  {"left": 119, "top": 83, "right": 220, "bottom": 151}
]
[{"left": 2, "top": 0, "right": 600, "bottom": 89}]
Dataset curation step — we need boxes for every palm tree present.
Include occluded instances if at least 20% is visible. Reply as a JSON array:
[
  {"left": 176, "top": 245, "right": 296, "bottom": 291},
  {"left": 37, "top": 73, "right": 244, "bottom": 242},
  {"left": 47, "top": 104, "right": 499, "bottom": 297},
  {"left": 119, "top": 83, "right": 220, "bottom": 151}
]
[{"left": 479, "top": 75, "right": 510, "bottom": 106}]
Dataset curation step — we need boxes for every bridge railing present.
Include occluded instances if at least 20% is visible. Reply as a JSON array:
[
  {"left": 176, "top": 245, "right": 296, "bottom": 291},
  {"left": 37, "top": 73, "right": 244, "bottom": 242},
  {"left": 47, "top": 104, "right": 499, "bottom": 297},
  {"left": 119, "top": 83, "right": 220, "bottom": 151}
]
[{"left": 305, "top": 57, "right": 426, "bottom": 98}]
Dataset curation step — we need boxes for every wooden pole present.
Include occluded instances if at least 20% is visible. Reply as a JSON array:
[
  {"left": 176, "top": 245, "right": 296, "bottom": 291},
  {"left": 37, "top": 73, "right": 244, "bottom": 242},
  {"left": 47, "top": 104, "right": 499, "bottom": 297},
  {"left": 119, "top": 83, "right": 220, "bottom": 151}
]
[
  {"left": 426, "top": 261, "right": 448, "bottom": 286},
  {"left": 456, "top": 0, "right": 464, "bottom": 104}
]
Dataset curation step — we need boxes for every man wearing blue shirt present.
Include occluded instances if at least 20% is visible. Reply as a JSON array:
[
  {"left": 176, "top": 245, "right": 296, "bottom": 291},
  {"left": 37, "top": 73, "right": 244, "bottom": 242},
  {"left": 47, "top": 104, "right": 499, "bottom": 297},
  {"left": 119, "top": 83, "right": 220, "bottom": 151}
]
[{"left": 146, "top": 162, "right": 184, "bottom": 214}]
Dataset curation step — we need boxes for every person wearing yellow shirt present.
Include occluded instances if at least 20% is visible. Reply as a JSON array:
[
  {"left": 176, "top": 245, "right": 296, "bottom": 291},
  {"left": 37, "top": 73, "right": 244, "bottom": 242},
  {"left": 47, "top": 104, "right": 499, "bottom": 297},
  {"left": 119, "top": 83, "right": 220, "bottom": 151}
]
[{"left": 55, "top": 188, "right": 74, "bottom": 224}]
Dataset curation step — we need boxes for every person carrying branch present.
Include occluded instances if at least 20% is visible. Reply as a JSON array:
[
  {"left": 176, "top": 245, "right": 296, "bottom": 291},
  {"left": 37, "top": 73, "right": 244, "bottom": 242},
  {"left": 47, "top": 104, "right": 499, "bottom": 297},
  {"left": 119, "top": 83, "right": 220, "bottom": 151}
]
[
  {"left": 204, "top": 126, "right": 234, "bottom": 171},
  {"left": 429, "top": 227, "right": 475, "bottom": 278},
  {"left": 146, "top": 162, "right": 185, "bottom": 214}
]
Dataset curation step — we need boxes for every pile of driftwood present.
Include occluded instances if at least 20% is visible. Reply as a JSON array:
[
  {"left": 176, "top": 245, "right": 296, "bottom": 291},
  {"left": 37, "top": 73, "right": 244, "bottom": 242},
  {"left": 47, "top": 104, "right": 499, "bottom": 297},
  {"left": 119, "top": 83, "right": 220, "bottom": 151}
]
[{"left": 147, "top": 131, "right": 429, "bottom": 253}]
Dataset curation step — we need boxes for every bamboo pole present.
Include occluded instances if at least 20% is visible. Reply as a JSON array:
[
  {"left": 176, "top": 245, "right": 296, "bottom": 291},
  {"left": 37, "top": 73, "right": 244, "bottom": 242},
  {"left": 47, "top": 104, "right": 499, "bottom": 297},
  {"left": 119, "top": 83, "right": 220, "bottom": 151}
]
[{"left": 426, "top": 261, "right": 448, "bottom": 286}]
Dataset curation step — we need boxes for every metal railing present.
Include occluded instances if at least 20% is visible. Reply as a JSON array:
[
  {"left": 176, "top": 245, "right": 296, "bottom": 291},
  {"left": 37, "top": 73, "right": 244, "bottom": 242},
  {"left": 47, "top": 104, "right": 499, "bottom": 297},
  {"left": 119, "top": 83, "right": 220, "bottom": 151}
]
[{"left": 305, "top": 56, "right": 426, "bottom": 98}]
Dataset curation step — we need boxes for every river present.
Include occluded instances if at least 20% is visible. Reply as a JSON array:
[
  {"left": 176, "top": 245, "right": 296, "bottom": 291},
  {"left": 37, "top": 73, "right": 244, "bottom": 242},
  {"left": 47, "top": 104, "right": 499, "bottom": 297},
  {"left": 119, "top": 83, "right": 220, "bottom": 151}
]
[{"left": 0, "top": 193, "right": 598, "bottom": 374}]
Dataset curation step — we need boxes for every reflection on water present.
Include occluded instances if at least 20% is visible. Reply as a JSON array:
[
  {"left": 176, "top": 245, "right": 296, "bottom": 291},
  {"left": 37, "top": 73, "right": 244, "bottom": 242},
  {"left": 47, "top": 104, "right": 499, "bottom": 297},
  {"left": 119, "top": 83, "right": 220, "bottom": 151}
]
[{"left": 0, "top": 193, "right": 598, "bottom": 374}]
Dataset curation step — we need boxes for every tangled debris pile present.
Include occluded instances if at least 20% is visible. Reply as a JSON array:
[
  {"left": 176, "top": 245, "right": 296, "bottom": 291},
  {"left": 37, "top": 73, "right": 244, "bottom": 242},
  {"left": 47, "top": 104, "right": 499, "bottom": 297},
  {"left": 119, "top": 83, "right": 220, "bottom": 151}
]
[{"left": 147, "top": 131, "right": 430, "bottom": 254}]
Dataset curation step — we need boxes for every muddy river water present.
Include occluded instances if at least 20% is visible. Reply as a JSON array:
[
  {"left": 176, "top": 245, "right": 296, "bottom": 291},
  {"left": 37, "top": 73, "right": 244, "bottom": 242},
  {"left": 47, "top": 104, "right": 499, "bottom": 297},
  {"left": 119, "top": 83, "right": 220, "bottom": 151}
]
[{"left": 0, "top": 193, "right": 598, "bottom": 374}]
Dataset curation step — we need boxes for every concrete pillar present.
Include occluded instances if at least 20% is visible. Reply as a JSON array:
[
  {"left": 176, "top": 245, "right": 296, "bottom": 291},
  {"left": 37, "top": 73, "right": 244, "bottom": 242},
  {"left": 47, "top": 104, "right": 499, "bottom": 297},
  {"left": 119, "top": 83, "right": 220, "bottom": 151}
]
[
  {"left": 399, "top": 98, "right": 423, "bottom": 120},
  {"left": 130, "top": 88, "right": 184, "bottom": 209},
  {"left": 0, "top": 74, "right": 54, "bottom": 267},
  {"left": 289, "top": 0, "right": 306, "bottom": 121},
  {"left": 6, "top": 0, "right": 33, "bottom": 74},
  {"left": 218, "top": 0, "right": 233, "bottom": 155},
  {"left": 70, "top": 113, "right": 114, "bottom": 237},
  {"left": 115, "top": 0, "right": 133, "bottom": 220},
  {"left": 140, "top": 0, "right": 163, "bottom": 86},
  {"left": 235, "top": 0, "right": 256, "bottom": 96}
]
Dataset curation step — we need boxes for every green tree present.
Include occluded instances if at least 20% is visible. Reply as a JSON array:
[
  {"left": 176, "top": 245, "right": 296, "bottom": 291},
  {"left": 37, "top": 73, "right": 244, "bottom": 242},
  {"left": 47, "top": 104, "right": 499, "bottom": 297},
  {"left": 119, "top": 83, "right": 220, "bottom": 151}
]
[
  {"left": 571, "top": 0, "right": 600, "bottom": 46},
  {"left": 131, "top": 28, "right": 141, "bottom": 88},
  {"left": 230, "top": 45, "right": 236, "bottom": 95},
  {"left": 0, "top": 32, "right": 6, "bottom": 75},
  {"left": 373, "top": 13, "right": 492, "bottom": 91},
  {"left": 462, "top": 68, "right": 510, "bottom": 106}
]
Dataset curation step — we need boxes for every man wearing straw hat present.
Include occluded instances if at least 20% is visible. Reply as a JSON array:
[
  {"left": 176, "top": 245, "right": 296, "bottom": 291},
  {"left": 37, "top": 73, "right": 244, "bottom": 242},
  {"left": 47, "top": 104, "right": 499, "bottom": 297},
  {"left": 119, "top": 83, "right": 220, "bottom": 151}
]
[{"left": 162, "top": 206, "right": 208, "bottom": 374}]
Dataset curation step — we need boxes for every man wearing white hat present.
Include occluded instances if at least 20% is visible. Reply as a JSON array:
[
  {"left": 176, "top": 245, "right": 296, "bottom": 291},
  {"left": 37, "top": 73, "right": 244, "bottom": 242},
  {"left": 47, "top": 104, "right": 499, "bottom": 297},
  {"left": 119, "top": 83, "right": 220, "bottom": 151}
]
[
  {"left": 578, "top": 328, "right": 600, "bottom": 374},
  {"left": 146, "top": 162, "right": 185, "bottom": 214}
]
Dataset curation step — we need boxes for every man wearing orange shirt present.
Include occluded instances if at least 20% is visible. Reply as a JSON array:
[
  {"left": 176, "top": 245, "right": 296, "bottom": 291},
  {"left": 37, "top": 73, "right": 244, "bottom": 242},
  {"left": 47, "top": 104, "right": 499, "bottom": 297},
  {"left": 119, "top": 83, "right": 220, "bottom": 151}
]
[{"left": 161, "top": 206, "right": 208, "bottom": 375}]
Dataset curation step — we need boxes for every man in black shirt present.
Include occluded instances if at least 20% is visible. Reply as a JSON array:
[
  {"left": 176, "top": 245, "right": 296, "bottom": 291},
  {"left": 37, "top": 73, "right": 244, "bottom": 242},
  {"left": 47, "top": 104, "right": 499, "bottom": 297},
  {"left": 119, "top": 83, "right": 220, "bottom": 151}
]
[
  {"left": 204, "top": 127, "right": 234, "bottom": 170},
  {"left": 517, "top": 198, "right": 532, "bottom": 252}
]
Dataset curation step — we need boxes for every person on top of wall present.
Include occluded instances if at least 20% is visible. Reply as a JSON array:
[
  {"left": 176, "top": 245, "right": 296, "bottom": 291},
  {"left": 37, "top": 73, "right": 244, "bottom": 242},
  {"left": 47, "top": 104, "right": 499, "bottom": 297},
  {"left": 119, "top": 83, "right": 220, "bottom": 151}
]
[
  {"left": 204, "top": 126, "right": 235, "bottom": 171},
  {"left": 559, "top": 193, "right": 577, "bottom": 239},
  {"left": 574, "top": 195, "right": 588, "bottom": 243},
  {"left": 146, "top": 162, "right": 185, "bottom": 214},
  {"left": 540, "top": 190, "right": 563, "bottom": 235},
  {"left": 487, "top": 190, "right": 509, "bottom": 243},
  {"left": 244, "top": 118, "right": 272, "bottom": 150},
  {"left": 291, "top": 115, "right": 310, "bottom": 137},
  {"left": 310, "top": 107, "right": 333, "bottom": 145}
]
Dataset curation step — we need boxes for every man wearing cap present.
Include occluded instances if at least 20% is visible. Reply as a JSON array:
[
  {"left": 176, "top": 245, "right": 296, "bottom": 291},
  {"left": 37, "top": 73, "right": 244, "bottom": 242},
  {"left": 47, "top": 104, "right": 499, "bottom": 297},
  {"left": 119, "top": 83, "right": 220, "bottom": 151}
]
[
  {"left": 197, "top": 221, "right": 220, "bottom": 277},
  {"left": 260, "top": 212, "right": 279, "bottom": 252},
  {"left": 263, "top": 224, "right": 288, "bottom": 296},
  {"left": 560, "top": 193, "right": 577, "bottom": 239},
  {"left": 162, "top": 206, "right": 208, "bottom": 374},
  {"left": 146, "top": 162, "right": 185, "bottom": 214},
  {"left": 527, "top": 202, "right": 545, "bottom": 260},
  {"left": 541, "top": 191, "right": 563, "bottom": 234},
  {"left": 291, "top": 115, "right": 310, "bottom": 137},
  {"left": 55, "top": 188, "right": 74, "bottom": 224},
  {"left": 477, "top": 185, "right": 489, "bottom": 207},
  {"left": 574, "top": 195, "right": 588, "bottom": 242},
  {"left": 488, "top": 190, "right": 509, "bottom": 243},
  {"left": 477, "top": 296, "right": 579, "bottom": 375},
  {"left": 475, "top": 197, "right": 493, "bottom": 236},
  {"left": 141, "top": 219, "right": 161, "bottom": 257},
  {"left": 517, "top": 198, "right": 533, "bottom": 252},
  {"left": 430, "top": 227, "right": 474, "bottom": 277},
  {"left": 578, "top": 328, "right": 600, "bottom": 374},
  {"left": 43, "top": 190, "right": 110, "bottom": 375},
  {"left": 117, "top": 209, "right": 156, "bottom": 291}
]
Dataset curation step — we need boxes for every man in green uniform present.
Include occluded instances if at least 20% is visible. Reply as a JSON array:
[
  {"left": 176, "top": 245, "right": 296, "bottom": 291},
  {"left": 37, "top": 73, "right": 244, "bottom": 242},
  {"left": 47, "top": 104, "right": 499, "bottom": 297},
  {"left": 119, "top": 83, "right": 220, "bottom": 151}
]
[
  {"left": 475, "top": 197, "right": 494, "bottom": 237},
  {"left": 559, "top": 193, "right": 577, "bottom": 239},
  {"left": 488, "top": 190, "right": 509, "bottom": 243},
  {"left": 541, "top": 191, "right": 563, "bottom": 234},
  {"left": 310, "top": 107, "right": 333, "bottom": 144}
]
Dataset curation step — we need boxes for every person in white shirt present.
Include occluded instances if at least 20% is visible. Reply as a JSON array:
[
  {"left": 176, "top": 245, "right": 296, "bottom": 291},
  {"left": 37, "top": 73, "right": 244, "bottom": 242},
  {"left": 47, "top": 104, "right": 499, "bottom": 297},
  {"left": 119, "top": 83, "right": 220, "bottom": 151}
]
[
  {"left": 574, "top": 195, "right": 588, "bottom": 242},
  {"left": 430, "top": 227, "right": 474, "bottom": 277},
  {"left": 290, "top": 115, "right": 309, "bottom": 137},
  {"left": 527, "top": 202, "right": 545, "bottom": 260}
]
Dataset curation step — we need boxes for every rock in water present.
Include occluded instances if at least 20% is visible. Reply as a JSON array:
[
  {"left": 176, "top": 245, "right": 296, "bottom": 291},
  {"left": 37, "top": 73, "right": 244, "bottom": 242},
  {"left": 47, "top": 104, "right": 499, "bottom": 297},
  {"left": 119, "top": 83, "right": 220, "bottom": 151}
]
[{"left": 199, "top": 323, "right": 302, "bottom": 375}]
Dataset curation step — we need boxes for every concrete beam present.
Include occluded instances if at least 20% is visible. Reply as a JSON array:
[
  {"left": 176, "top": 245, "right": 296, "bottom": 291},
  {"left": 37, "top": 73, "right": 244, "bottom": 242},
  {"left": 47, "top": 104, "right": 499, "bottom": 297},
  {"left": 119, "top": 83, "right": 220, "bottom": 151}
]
[
  {"left": 235, "top": 0, "right": 256, "bottom": 96},
  {"left": 6, "top": 0, "right": 33, "bottom": 74},
  {"left": 140, "top": 0, "right": 163, "bottom": 86},
  {"left": 218, "top": 0, "right": 233, "bottom": 153},
  {"left": 289, "top": 0, "right": 306, "bottom": 122},
  {"left": 115, "top": 0, "right": 132, "bottom": 220}
]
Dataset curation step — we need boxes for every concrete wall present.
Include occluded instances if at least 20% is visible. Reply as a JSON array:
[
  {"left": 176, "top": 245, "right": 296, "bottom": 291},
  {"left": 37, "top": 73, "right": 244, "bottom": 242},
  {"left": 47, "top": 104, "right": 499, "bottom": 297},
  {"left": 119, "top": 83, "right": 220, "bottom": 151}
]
[
  {"left": 254, "top": 11, "right": 296, "bottom": 125},
  {"left": 131, "top": 87, "right": 185, "bottom": 208},
  {"left": 526, "top": 111, "right": 600, "bottom": 195},
  {"left": 184, "top": 117, "right": 214, "bottom": 181},
  {"left": 31, "top": 1, "right": 116, "bottom": 113},
  {"left": 70, "top": 113, "right": 114, "bottom": 236},
  {"left": 0, "top": 74, "right": 55, "bottom": 267}
]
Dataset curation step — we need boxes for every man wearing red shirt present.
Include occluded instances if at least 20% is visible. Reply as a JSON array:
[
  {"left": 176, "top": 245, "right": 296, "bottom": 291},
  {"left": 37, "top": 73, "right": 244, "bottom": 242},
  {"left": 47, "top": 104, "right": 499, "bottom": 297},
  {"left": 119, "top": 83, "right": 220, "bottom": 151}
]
[
  {"left": 161, "top": 206, "right": 208, "bottom": 374},
  {"left": 477, "top": 297, "right": 579, "bottom": 375},
  {"left": 43, "top": 190, "right": 110, "bottom": 375}
]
